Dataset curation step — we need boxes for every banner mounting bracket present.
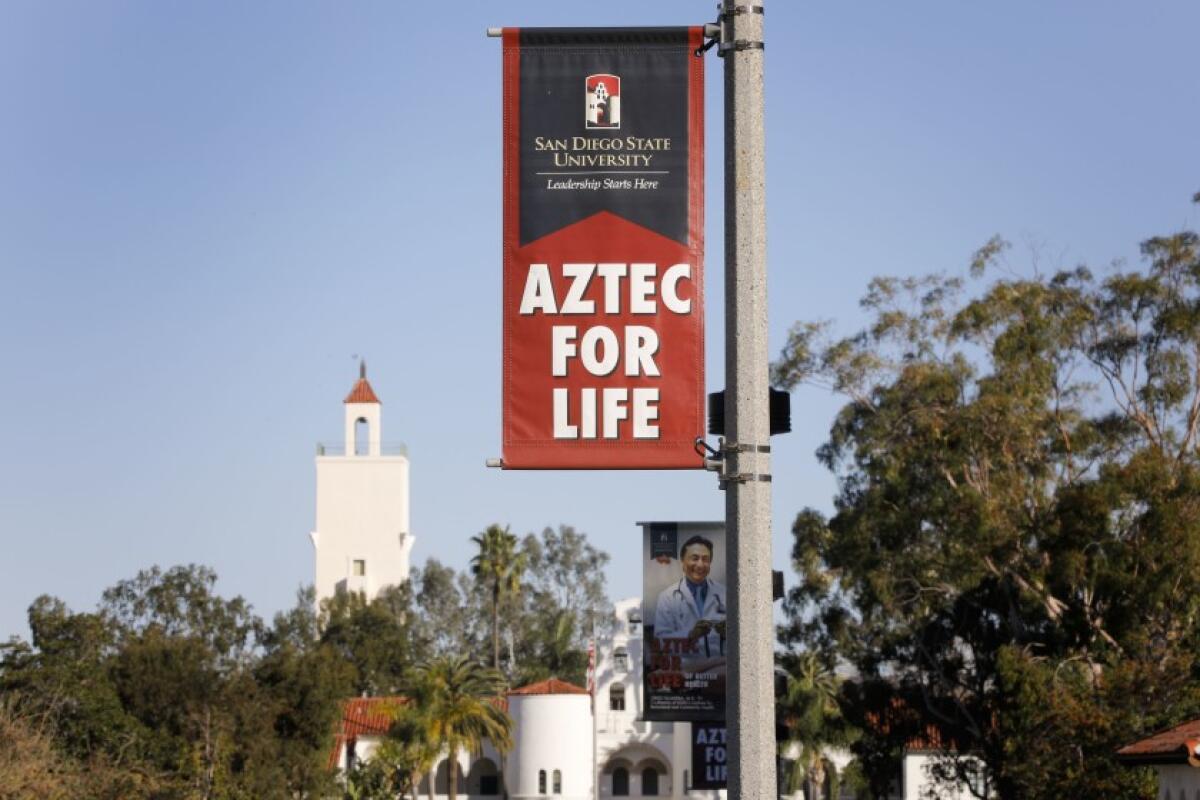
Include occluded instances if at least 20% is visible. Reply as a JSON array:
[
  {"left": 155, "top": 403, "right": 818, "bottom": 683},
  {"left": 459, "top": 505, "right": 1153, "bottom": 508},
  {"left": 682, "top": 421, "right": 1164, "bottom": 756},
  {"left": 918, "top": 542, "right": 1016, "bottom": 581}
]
[{"left": 694, "top": 437, "right": 772, "bottom": 489}]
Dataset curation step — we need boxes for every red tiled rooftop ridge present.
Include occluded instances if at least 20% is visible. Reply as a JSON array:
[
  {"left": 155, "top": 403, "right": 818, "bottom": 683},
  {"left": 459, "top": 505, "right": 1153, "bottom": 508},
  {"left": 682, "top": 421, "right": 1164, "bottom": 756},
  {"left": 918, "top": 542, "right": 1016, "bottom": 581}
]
[
  {"left": 344, "top": 378, "right": 381, "bottom": 404},
  {"left": 508, "top": 677, "right": 589, "bottom": 696},
  {"left": 1118, "top": 718, "right": 1200, "bottom": 763},
  {"left": 344, "top": 360, "right": 381, "bottom": 404},
  {"left": 348, "top": 379, "right": 379, "bottom": 402},
  {"left": 328, "top": 696, "right": 406, "bottom": 769},
  {"left": 341, "top": 696, "right": 405, "bottom": 737}
]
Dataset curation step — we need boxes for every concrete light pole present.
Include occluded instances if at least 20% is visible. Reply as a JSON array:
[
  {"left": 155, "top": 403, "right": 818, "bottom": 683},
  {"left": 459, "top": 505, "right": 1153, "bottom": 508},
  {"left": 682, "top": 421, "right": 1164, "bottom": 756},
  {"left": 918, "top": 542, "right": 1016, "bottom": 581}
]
[{"left": 722, "top": 2, "right": 775, "bottom": 799}]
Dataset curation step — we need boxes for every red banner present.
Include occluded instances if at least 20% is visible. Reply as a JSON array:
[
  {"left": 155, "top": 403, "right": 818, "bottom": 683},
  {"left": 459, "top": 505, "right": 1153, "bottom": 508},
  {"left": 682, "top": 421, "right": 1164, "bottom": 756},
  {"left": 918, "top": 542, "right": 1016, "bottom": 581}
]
[{"left": 502, "top": 27, "right": 705, "bottom": 469}]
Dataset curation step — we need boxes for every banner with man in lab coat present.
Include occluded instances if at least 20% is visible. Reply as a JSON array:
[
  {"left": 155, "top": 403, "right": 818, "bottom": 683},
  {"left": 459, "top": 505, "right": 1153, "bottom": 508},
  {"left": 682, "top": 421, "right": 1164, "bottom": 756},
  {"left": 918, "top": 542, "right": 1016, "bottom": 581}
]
[{"left": 641, "top": 521, "right": 725, "bottom": 721}]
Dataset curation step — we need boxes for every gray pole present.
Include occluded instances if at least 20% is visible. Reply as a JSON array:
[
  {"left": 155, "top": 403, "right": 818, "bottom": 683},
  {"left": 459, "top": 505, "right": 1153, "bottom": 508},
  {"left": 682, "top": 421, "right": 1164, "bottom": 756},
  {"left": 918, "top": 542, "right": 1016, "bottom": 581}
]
[{"left": 723, "top": 3, "right": 775, "bottom": 800}]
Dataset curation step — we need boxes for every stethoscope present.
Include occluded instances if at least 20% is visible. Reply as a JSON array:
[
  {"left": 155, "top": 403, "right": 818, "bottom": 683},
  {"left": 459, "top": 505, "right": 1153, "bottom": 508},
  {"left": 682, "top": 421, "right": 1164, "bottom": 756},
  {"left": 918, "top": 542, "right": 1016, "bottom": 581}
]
[{"left": 670, "top": 581, "right": 726, "bottom": 655}]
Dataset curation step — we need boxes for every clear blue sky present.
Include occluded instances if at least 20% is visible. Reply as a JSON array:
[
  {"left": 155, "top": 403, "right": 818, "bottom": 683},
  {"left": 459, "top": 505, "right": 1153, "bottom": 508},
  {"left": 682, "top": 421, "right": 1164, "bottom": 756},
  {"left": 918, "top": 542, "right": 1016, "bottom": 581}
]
[{"left": 2, "top": 1, "right": 1198, "bottom": 640}]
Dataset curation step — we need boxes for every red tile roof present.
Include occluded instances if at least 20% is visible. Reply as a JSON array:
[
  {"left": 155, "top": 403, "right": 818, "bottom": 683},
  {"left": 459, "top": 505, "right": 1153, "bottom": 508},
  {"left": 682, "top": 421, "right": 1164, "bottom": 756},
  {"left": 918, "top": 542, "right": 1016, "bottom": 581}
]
[
  {"left": 328, "top": 693, "right": 513, "bottom": 771},
  {"left": 1118, "top": 718, "right": 1200, "bottom": 765},
  {"left": 508, "top": 677, "right": 589, "bottom": 696},
  {"left": 864, "top": 699, "right": 965, "bottom": 753},
  {"left": 344, "top": 378, "right": 381, "bottom": 404},
  {"left": 328, "top": 696, "right": 406, "bottom": 770}
]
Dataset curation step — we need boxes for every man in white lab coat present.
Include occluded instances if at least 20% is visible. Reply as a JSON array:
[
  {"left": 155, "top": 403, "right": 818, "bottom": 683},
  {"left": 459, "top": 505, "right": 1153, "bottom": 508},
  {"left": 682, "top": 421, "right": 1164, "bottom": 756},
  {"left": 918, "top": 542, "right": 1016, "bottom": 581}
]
[{"left": 654, "top": 535, "right": 727, "bottom": 659}]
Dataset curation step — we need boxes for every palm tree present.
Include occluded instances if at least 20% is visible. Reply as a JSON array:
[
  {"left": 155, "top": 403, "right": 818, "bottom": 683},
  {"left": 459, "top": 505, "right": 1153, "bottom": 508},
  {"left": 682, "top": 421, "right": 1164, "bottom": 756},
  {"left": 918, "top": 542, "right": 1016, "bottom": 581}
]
[
  {"left": 520, "top": 609, "right": 589, "bottom": 686},
  {"left": 779, "top": 653, "right": 855, "bottom": 800},
  {"left": 406, "top": 655, "right": 514, "bottom": 800},
  {"left": 470, "top": 524, "right": 526, "bottom": 671},
  {"left": 378, "top": 699, "right": 440, "bottom": 800}
]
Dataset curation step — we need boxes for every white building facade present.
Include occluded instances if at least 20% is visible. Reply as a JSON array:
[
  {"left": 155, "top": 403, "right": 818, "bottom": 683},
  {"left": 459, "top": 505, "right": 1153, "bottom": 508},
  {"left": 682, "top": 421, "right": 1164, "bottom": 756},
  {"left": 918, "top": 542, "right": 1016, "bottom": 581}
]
[
  {"left": 331, "top": 597, "right": 988, "bottom": 800},
  {"left": 592, "top": 598, "right": 715, "bottom": 800},
  {"left": 311, "top": 365, "right": 414, "bottom": 605},
  {"left": 1117, "top": 719, "right": 1200, "bottom": 800}
]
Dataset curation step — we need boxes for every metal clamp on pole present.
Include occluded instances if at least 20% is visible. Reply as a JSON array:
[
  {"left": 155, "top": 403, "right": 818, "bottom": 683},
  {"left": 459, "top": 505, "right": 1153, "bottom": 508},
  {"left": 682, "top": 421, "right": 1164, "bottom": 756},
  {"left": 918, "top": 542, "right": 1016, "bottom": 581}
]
[
  {"left": 720, "top": 4, "right": 764, "bottom": 19},
  {"left": 722, "top": 442, "right": 771, "bottom": 455},
  {"left": 716, "top": 2, "right": 764, "bottom": 56},
  {"left": 718, "top": 40, "right": 765, "bottom": 55},
  {"left": 694, "top": 437, "right": 772, "bottom": 489},
  {"left": 724, "top": 472, "right": 772, "bottom": 484}
]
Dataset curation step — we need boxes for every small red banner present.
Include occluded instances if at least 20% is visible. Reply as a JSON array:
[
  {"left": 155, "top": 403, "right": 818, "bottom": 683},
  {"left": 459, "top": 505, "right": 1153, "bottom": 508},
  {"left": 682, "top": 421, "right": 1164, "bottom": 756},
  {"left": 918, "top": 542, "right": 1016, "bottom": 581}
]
[{"left": 501, "top": 27, "right": 706, "bottom": 469}]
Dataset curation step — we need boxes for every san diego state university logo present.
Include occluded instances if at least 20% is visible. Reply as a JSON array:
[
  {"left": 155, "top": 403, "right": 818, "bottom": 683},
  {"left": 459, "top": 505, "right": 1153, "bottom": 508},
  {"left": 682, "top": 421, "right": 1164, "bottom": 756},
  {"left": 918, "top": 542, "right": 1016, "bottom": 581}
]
[{"left": 585, "top": 74, "right": 620, "bottom": 129}]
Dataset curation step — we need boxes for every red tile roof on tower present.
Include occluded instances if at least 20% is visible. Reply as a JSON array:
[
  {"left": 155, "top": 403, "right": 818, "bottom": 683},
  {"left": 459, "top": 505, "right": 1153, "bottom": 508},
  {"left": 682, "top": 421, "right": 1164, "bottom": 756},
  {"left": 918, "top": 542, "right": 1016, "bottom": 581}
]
[
  {"left": 1117, "top": 718, "right": 1200, "bottom": 765},
  {"left": 507, "top": 677, "right": 589, "bottom": 696},
  {"left": 344, "top": 378, "right": 381, "bottom": 404},
  {"left": 344, "top": 360, "right": 381, "bottom": 404}
]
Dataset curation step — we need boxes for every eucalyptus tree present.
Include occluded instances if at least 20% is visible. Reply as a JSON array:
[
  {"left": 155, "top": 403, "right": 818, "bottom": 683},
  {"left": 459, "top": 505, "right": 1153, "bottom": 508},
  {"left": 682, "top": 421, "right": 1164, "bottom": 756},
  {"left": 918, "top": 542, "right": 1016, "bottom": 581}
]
[{"left": 775, "top": 197, "right": 1200, "bottom": 797}]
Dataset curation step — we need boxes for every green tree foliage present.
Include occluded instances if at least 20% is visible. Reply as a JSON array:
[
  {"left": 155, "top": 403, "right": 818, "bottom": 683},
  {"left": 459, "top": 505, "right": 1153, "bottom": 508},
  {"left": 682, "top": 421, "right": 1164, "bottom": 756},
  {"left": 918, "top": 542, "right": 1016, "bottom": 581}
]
[
  {"left": 512, "top": 525, "right": 610, "bottom": 685},
  {"left": 0, "top": 696, "right": 84, "bottom": 800},
  {"left": 0, "top": 524, "right": 607, "bottom": 797},
  {"left": 257, "top": 588, "right": 356, "bottom": 798},
  {"left": 404, "top": 656, "right": 513, "bottom": 800},
  {"left": 470, "top": 524, "right": 527, "bottom": 672},
  {"left": 775, "top": 202, "right": 1200, "bottom": 798},
  {"left": 375, "top": 700, "right": 442, "bottom": 800},
  {"left": 778, "top": 652, "right": 856, "bottom": 800},
  {"left": 0, "top": 568, "right": 351, "bottom": 799},
  {"left": 319, "top": 582, "right": 417, "bottom": 695},
  {"left": 408, "top": 559, "right": 487, "bottom": 663}
]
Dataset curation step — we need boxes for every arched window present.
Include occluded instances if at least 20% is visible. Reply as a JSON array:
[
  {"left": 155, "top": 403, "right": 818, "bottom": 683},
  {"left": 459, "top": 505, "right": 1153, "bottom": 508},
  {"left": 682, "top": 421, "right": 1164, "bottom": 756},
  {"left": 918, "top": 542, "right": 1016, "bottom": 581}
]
[
  {"left": 553, "top": 769, "right": 562, "bottom": 794},
  {"left": 612, "top": 767, "right": 629, "bottom": 797},
  {"left": 468, "top": 757, "right": 500, "bottom": 796},
  {"left": 614, "top": 647, "right": 629, "bottom": 671},
  {"left": 610, "top": 683, "right": 626, "bottom": 711},
  {"left": 539, "top": 770, "right": 547, "bottom": 795},
  {"left": 435, "top": 760, "right": 465, "bottom": 795},
  {"left": 641, "top": 767, "right": 659, "bottom": 796},
  {"left": 354, "top": 417, "right": 369, "bottom": 455}
]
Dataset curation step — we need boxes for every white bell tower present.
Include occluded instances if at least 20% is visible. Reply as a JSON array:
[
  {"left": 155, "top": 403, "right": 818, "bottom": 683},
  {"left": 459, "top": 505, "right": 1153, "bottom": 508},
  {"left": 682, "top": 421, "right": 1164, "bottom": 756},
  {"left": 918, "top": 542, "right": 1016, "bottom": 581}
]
[{"left": 310, "top": 362, "right": 414, "bottom": 605}]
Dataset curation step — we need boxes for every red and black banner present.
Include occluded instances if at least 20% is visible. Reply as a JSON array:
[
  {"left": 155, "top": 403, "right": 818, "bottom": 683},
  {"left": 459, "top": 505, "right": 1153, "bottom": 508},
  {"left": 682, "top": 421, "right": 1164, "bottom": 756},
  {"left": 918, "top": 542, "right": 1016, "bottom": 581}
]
[{"left": 502, "top": 27, "right": 705, "bottom": 469}]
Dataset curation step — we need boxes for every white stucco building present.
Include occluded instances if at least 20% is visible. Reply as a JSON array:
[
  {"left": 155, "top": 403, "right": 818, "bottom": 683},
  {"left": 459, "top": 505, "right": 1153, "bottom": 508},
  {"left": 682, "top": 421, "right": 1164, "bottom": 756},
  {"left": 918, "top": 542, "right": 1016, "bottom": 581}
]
[
  {"left": 592, "top": 597, "right": 713, "bottom": 800},
  {"left": 1118, "top": 718, "right": 1200, "bottom": 800},
  {"left": 329, "top": 596, "right": 990, "bottom": 800},
  {"left": 308, "top": 369, "right": 984, "bottom": 799},
  {"left": 311, "top": 365, "right": 414, "bottom": 604}
]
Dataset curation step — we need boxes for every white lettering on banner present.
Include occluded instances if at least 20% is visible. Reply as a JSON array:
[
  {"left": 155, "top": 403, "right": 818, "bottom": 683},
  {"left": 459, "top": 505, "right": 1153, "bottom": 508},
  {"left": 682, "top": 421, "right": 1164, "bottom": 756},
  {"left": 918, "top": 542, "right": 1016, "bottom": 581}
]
[
  {"left": 552, "top": 387, "right": 660, "bottom": 440},
  {"left": 526, "top": 261, "right": 692, "bottom": 443},
  {"left": 519, "top": 262, "right": 693, "bottom": 316},
  {"left": 561, "top": 264, "right": 595, "bottom": 314},
  {"left": 520, "top": 264, "right": 557, "bottom": 314},
  {"left": 662, "top": 263, "right": 692, "bottom": 313},
  {"left": 596, "top": 263, "right": 628, "bottom": 313},
  {"left": 553, "top": 388, "right": 577, "bottom": 438},
  {"left": 581, "top": 327, "right": 620, "bottom": 376},
  {"left": 551, "top": 326, "right": 578, "bottom": 376},
  {"left": 630, "top": 263, "right": 656, "bottom": 314},
  {"left": 624, "top": 326, "right": 660, "bottom": 377},
  {"left": 550, "top": 325, "right": 661, "bottom": 378}
]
